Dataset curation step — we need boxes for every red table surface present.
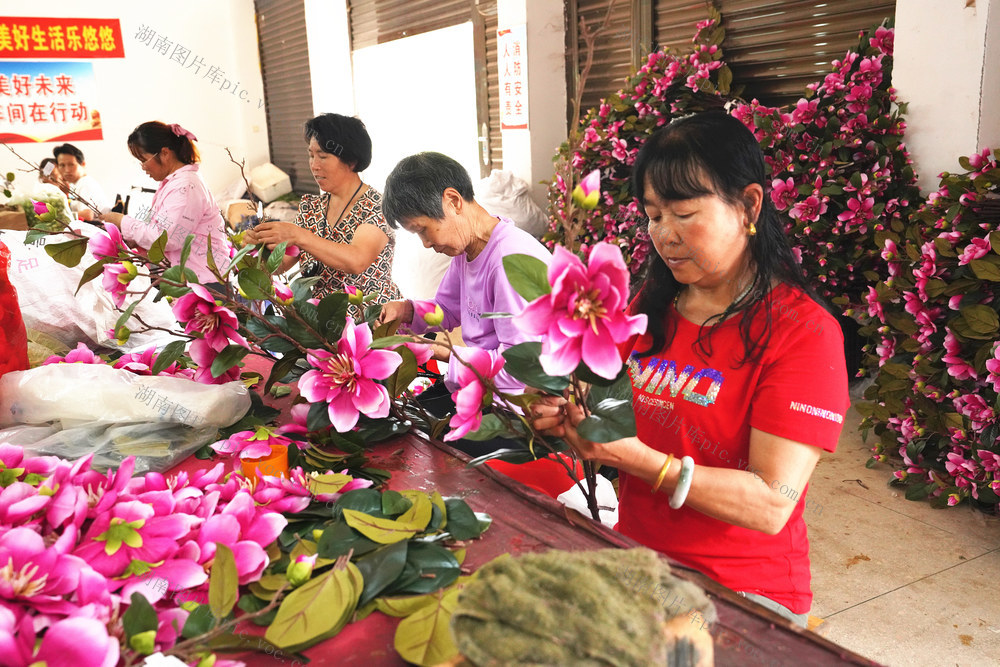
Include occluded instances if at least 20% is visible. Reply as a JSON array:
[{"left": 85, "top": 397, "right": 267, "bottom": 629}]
[{"left": 171, "top": 430, "right": 879, "bottom": 667}]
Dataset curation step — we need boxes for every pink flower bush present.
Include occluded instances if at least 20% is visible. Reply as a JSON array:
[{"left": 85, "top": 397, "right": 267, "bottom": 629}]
[
  {"left": 298, "top": 318, "right": 402, "bottom": 432},
  {"left": 444, "top": 347, "right": 505, "bottom": 441},
  {"left": 514, "top": 243, "right": 647, "bottom": 380},
  {"left": 862, "top": 148, "right": 1000, "bottom": 510}
]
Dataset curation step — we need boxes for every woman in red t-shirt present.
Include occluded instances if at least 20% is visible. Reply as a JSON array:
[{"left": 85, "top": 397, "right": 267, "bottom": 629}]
[{"left": 533, "top": 112, "right": 848, "bottom": 625}]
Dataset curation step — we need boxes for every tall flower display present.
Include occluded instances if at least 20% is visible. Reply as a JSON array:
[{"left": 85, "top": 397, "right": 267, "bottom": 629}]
[
  {"left": 732, "top": 23, "right": 920, "bottom": 319},
  {"left": 545, "top": 10, "right": 734, "bottom": 270},
  {"left": 860, "top": 149, "right": 1000, "bottom": 511}
]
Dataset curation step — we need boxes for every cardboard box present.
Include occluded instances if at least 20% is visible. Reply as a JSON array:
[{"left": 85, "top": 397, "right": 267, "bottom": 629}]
[
  {"left": 0, "top": 209, "right": 28, "bottom": 231},
  {"left": 249, "top": 163, "right": 292, "bottom": 203}
]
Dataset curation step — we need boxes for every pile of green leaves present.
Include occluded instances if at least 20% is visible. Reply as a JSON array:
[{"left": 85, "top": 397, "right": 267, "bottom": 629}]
[{"left": 238, "top": 479, "right": 491, "bottom": 663}]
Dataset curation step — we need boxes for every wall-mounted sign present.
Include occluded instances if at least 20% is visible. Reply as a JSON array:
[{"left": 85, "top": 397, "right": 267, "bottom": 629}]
[
  {"left": 498, "top": 25, "right": 527, "bottom": 130},
  {"left": 0, "top": 17, "right": 124, "bottom": 59},
  {"left": 0, "top": 61, "right": 102, "bottom": 142}
]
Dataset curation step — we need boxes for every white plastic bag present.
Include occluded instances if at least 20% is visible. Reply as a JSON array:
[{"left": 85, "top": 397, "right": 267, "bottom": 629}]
[
  {"left": 0, "top": 364, "right": 251, "bottom": 473},
  {"left": 475, "top": 170, "right": 549, "bottom": 238},
  {"left": 0, "top": 363, "right": 250, "bottom": 428},
  {"left": 556, "top": 474, "right": 620, "bottom": 528}
]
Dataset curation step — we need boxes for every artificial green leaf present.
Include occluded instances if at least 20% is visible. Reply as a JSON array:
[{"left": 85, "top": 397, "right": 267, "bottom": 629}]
[
  {"left": 266, "top": 242, "right": 290, "bottom": 273},
  {"left": 343, "top": 510, "right": 424, "bottom": 544},
  {"left": 239, "top": 267, "right": 273, "bottom": 300},
  {"left": 335, "top": 488, "right": 384, "bottom": 516},
  {"left": 577, "top": 396, "right": 636, "bottom": 443},
  {"left": 387, "top": 345, "right": 418, "bottom": 398},
  {"left": 369, "top": 334, "right": 419, "bottom": 349},
  {"left": 429, "top": 491, "right": 447, "bottom": 531},
  {"left": 390, "top": 542, "right": 460, "bottom": 596},
  {"left": 961, "top": 305, "right": 999, "bottom": 335},
  {"left": 264, "top": 563, "right": 363, "bottom": 649},
  {"left": 989, "top": 231, "right": 1000, "bottom": 255},
  {"left": 355, "top": 541, "right": 409, "bottom": 607},
  {"left": 970, "top": 259, "right": 1000, "bottom": 282},
  {"left": 381, "top": 489, "right": 413, "bottom": 516},
  {"left": 114, "top": 300, "right": 140, "bottom": 331},
  {"left": 179, "top": 234, "right": 195, "bottom": 271},
  {"left": 181, "top": 603, "right": 216, "bottom": 638},
  {"left": 376, "top": 594, "right": 436, "bottom": 618},
  {"left": 442, "top": 498, "right": 481, "bottom": 540},
  {"left": 75, "top": 259, "right": 109, "bottom": 294},
  {"left": 44, "top": 238, "right": 88, "bottom": 268},
  {"left": 904, "top": 482, "right": 934, "bottom": 501},
  {"left": 318, "top": 292, "right": 350, "bottom": 336},
  {"left": 158, "top": 265, "right": 199, "bottom": 297},
  {"left": 227, "top": 243, "right": 257, "bottom": 274},
  {"left": 501, "top": 342, "right": 570, "bottom": 393},
  {"left": 148, "top": 231, "right": 169, "bottom": 263},
  {"left": 151, "top": 340, "right": 187, "bottom": 375},
  {"left": 585, "top": 366, "right": 634, "bottom": 402},
  {"left": 122, "top": 592, "right": 159, "bottom": 640},
  {"left": 397, "top": 490, "right": 433, "bottom": 532},
  {"left": 461, "top": 413, "right": 515, "bottom": 442},
  {"left": 316, "top": 519, "right": 380, "bottom": 559},
  {"left": 209, "top": 543, "right": 239, "bottom": 619},
  {"left": 265, "top": 352, "right": 303, "bottom": 391},
  {"left": 306, "top": 400, "right": 332, "bottom": 431},
  {"left": 210, "top": 344, "right": 250, "bottom": 378},
  {"left": 502, "top": 253, "right": 551, "bottom": 301},
  {"left": 393, "top": 587, "right": 461, "bottom": 667},
  {"left": 309, "top": 472, "right": 356, "bottom": 498}
]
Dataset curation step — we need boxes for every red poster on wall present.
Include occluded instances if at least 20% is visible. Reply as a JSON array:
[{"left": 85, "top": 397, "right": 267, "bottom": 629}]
[{"left": 0, "top": 17, "right": 124, "bottom": 59}]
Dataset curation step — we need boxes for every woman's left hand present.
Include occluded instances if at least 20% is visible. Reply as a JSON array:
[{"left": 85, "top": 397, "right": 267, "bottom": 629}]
[{"left": 246, "top": 221, "right": 303, "bottom": 249}]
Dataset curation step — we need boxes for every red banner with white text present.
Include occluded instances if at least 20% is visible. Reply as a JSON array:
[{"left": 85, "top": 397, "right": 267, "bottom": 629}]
[{"left": 0, "top": 17, "right": 124, "bottom": 59}]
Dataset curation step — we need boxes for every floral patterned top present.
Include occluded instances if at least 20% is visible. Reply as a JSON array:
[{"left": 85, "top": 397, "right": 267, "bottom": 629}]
[{"left": 296, "top": 187, "right": 401, "bottom": 304}]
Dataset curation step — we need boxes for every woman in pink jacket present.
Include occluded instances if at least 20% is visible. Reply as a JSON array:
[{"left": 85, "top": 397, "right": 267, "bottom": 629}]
[{"left": 100, "top": 121, "right": 229, "bottom": 288}]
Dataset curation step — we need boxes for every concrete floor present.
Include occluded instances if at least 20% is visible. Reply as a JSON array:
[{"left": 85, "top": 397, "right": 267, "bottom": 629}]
[{"left": 806, "top": 402, "right": 1000, "bottom": 666}]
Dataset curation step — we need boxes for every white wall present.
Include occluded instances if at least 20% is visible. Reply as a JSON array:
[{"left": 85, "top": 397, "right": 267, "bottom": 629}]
[
  {"left": 895, "top": 0, "right": 1000, "bottom": 191},
  {"left": 2, "top": 1, "right": 268, "bottom": 201},
  {"left": 497, "top": 0, "right": 567, "bottom": 208},
  {"left": 304, "top": 0, "right": 354, "bottom": 117}
]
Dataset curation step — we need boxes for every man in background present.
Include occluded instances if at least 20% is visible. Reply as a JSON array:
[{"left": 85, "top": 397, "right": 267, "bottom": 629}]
[{"left": 52, "top": 143, "right": 108, "bottom": 222}]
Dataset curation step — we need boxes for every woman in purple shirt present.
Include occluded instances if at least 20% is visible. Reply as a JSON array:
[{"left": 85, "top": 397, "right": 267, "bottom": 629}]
[
  {"left": 378, "top": 152, "right": 552, "bottom": 444},
  {"left": 100, "top": 121, "right": 229, "bottom": 286}
]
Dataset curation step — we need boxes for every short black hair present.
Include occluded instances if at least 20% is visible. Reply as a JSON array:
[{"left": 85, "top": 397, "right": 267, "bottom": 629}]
[
  {"left": 304, "top": 113, "right": 372, "bottom": 172},
  {"left": 53, "top": 143, "right": 84, "bottom": 164},
  {"left": 382, "top": 152, "right": 475, "bottom": 227}
]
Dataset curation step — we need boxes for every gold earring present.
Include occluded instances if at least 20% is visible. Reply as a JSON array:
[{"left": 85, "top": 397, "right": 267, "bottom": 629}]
[{"left": 748, "top": 222, "right": 757, "bottom": 236}]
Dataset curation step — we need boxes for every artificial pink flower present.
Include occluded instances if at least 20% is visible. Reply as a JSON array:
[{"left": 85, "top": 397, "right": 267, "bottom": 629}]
[
  {"left": 112, "top": 347, "right": 187, "bottom": 376},
  {"left": 43, "top": 342, "right": 105, "bottom": 366},
  {"left": 942, "top": 332, "right": 977, "bottom": 381},
  {"left": 88, "top": 224, "right": 125, "bottom": 260},
  {"left": 412, "top": 300, "right": 444, "bottom": 327},
  {"left": 444, "top": 347, "right": 504, "bottom": 442},
  {"left": 212, "top": 428, "right": 292, "bottom": 461},
  {"left": 187, "top": 337, "right": 241, "bottom": 385},
  {"left": 571, "top": 169, "right": 601, "bottom": 210},
  {"left": 172, "top": 283, "right": 248, "bottom": 352},
  {"left": 344, "top": 284, "right": 364, "bottom": 306},
  {"left": 32, "top": 200, "right": 48, "bottom": 215},
  {"left": 788, "top": 195, "right": 827, "bottom": 223},
  {"left": 30, "top": 616, "right": 120, "bottom": 667},
  {"left": 869, "top": 26, "right": 894, "bottom": 55},
  {"left": 298, "top": 318, "right": 402, "bottom": 432},
  {"left": 101, "top": 261, "right": 137, "bottom": 308},
  {"left": 957, "top": 238, "right": 990, "bottom": 265},
  {"left": 985, "top": 345, "right": 1000, "bottom": 393},
  {"left": 769, "top": 177, "right": 797, "bottom": 211},
  {"left": 514, "top": 243, "right": 647, "bottom": 380},
  {"left": 273, "top": 280, "right": 294, "bottom": 306}
]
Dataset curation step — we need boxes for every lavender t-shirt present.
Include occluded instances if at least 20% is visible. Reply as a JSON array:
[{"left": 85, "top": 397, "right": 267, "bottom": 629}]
[{"left": 410, "top": 217, "right": 552, "bottom": 394}]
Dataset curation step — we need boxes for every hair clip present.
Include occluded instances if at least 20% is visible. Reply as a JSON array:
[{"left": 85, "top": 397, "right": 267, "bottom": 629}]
[{"left": 169, "top": 123, "right": 198, "bottom": 142}]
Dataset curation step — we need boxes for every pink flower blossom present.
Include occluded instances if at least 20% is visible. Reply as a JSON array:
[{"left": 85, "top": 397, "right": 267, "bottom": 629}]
[
  {"left": 273, "top": 280, "right": 294, "bottom": 305},
  {"left": 957, "top": 238, "right": 990, "bottom": 265},
  {"left": 769, "top": 177, "right": 798, "bottom": 211},
  {"left": 942, "top": 332, "right": 977, "bottom": 381},
  {"left": 88, "top": 224, "right": 125, "bottom": 260},
  {"left": 788, "top": 195, "right": 828, "bottom": 223},
  {"left": 514, "top": 243, "right": 647, "bottom": 380},
  {"left": 298, "top": 318, "right": 402, "bottom": 432},
  {"left": 101, "top": 261, "right": 137, "bottom": 308},
  {"left": 790, "top": 98, "right": 819, "bottom": 125},
  {"left": 610, "top": 138, "right": 629, "bottom": 162},
  {"left": 43, "top": 342, "right": 104, "bottom": 366},
  {"left": 985, "top": 345, "right": 1000, "bottom": 393},
  {"left": 32, "top": 200, "right": 48, "bottom": 215},
  {"left": 837, "top": 196, "right": 875, "bottom": 224},
  {"left": 187, "top": 338, "right": 241, "bottom": 384},
  {"left": 444, "top": 347, "right": 504, "bottom": 441},
  {"left": 212, "top": 427, "right": 292, "bottom": 460},
  {"left": 572, "top": 169, "right": 602, "bottom": 210},
  {"left": 172, "top": 283, "right": 248, "bottom": 352},
  {"left": 869, "top": 26, "right": 894, "bottom": 55},
  {"left": 413, "top": 299, "right": 445, "bottom": 327}
]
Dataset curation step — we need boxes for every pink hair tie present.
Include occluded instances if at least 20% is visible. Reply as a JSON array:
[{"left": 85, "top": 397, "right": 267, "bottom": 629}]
[{"left": 169, "top": 123, "right": 198, "bottom": 142}]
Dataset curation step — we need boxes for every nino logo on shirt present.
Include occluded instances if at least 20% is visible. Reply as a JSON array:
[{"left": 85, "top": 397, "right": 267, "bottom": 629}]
[{"left": 627, "top": 354, "right": 724, "bottom": 407}]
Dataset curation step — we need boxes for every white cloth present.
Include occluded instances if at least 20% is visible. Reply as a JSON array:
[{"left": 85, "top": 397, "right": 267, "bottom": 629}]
[{"left": 68, "top": 174, "right": 109, "bottom": 213}]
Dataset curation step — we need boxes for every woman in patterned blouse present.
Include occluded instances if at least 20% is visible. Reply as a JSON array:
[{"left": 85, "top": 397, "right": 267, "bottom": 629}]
[{"left": 246, "top": 113, "right": 401, "bottom": 304}]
